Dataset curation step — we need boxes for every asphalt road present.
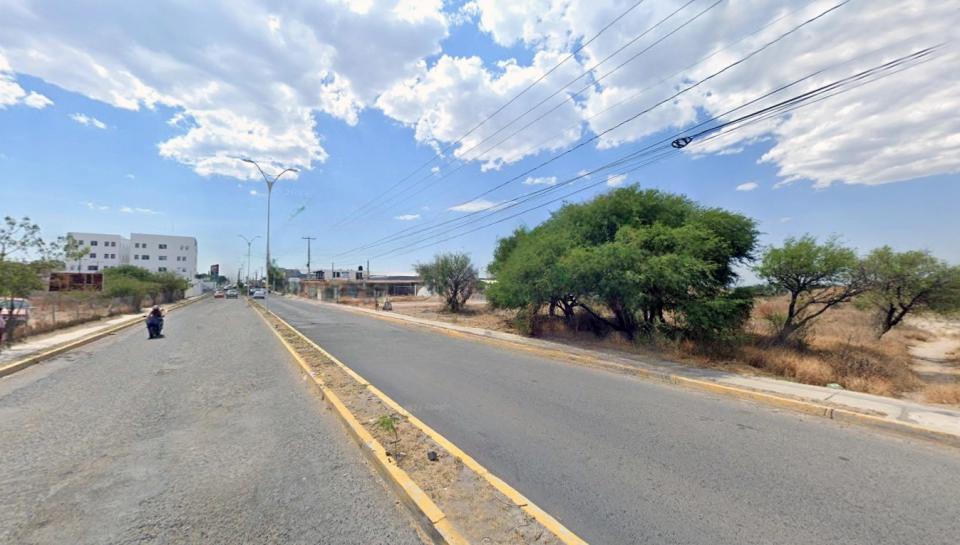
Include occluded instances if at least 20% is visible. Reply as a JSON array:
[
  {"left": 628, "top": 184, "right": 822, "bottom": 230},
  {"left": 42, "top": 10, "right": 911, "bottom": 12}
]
[
  {"left": 265, "top": 295, "right": 960, "bottom": 545},
  {"left": 0, "top": 298, "right": 423, "bottom": 545}
]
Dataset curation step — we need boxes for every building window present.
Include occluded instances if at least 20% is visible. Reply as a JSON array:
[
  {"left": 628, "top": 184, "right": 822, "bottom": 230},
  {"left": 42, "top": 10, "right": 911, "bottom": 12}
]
[
  {"left": 89, "top": 253, "right": 97, "bottom": 258},
  {"left": 134, "top": 255, "right": 139, "bottom": 260},
  {"left": 159, "top": 244, "right": 167, "bottom": 249},
  {"left": 158, "top": 267, "right": 167, "bottom": 272},
  {"left": 159, "top": 256, "right": 167, "bottom": 261},
  {"left": 186, "top": 246, "right": 190, "bottom": 250},
  {"left": 134, "top": 243, "right": 140, "bottom": 248},
  {"left": 112, "top": 253, "right": 116, "bottom": 259},
  {"left": 78, "top": 240, "right": 84, "bottom": 245},
  {"left": 90, "top": 241, "right": 98, "bottom": 246},
  {"left": 112, "top": 241, "right": 117, "bottom": 247},
  {"left": 87, "top": 265, "right": 98, "bottom": 271},
  {"left": 141, "top": 255, "right": 150, "bottom": 260}
]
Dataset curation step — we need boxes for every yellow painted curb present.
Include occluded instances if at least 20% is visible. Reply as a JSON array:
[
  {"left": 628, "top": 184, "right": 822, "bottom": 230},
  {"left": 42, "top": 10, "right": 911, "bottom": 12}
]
[
  {"left": 0, "top": 295, "right": 210, "bottom": 379},
  {"left": 257, "top": 300, "right": 588, "bottom": 545},
  {"left": 320, "top": 300, "right": 960, "bottom": 450},
  {"left": 251, "top": 301, "right": 469, "bottom": 545}
]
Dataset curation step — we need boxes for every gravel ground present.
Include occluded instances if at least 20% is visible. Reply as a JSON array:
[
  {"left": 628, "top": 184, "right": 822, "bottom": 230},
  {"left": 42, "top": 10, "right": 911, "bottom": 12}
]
[{"left": 0, "top": 298, "right": 424, "bottom": 545}]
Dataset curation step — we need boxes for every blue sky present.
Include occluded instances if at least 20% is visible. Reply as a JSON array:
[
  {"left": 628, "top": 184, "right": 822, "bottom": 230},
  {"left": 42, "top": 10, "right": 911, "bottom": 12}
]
[{"left": 2, "top": 0, "right": 958, "bottom": 280}]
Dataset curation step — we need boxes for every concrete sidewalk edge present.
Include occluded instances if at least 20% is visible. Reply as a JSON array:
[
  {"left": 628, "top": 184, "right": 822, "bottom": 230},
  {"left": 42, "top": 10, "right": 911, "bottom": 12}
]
[
  {"left": 255, "top": 298, "right": 587, "bottom": 545},
  {"left": 315, "top": 298, "right": 960, "bottom": 450},
  {"left": 0, "top": 295, "right": 210, "bottom": 379}
]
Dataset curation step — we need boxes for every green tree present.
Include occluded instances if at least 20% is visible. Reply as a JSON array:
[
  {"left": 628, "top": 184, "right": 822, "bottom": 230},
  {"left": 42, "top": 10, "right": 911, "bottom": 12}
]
[
  {"left": 54, "top": 234, "right": 90, "bottom": 271},
  {"left": 414, "top": 252, "right": 478, "bottom": 313},
  {"left": 0, "top": 216, "right": 43, "bottom": 263},
  {"left": 861, "top": 246, "right": 960, "bottom": 338},
  {"left": 487, "top": 187, "right": 758, "bottom": 340},
  {"left": 755, "top": 235, "right": 863, "bottom": 343}
]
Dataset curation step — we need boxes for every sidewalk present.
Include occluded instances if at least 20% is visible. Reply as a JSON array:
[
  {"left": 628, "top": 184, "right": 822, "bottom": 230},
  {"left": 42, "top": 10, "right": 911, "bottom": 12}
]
[
  {"left": 0, "top": 310, "right": 148, "bottom": 366},
  {"left": 295, "top": 296, "right": 960, "bottom": 440}
]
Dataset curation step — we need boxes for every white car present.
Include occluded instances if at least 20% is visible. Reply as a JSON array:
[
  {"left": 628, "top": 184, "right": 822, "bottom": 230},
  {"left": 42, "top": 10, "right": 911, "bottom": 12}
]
[{"left": 252, "top": 290, "right": 266, "bottom": 299}]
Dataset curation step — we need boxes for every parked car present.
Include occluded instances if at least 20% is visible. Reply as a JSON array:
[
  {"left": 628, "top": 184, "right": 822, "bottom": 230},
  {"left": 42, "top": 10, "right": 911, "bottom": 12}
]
[
  {"left": 252, "top": 290, "right": 266, "bottom": 299},
  {"left": 0, "top": 298, "right": 32, "bottom": 326},
  {"left": 213, "top": 290, "right": 225, "bottom": 299},
  {"left": 225, "top": 289, "right": 238, "bottom": 299}
]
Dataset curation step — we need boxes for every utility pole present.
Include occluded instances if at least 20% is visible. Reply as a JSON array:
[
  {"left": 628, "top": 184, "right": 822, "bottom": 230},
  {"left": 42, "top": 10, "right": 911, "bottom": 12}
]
[{"left": 302, "top": 236, "right": 316, "bottom": 278}]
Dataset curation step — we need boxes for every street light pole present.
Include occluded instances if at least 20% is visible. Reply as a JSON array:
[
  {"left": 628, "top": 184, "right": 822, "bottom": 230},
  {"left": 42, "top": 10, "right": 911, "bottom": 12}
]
[
  {"left": 240, "top": 159, "right": 298, "bottom": 308},
  {"left": 237, "top": 234, "right": 260, "bottom": 285}
]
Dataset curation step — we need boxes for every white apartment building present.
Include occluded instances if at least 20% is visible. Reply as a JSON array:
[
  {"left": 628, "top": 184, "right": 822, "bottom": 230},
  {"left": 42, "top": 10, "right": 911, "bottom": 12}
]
[
  {"left": 66, "top": 232, "right": 198, "bottom": 280},
  {"left": 66, "top": 232, "right": 130, "bottom": 272}
]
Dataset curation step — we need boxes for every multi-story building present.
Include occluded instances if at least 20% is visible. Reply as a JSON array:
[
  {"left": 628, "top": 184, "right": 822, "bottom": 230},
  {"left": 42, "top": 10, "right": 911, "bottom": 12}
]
[
  {"left": 130, "top": 233, "right": 198, "bottom": 279},
  {"left": 65, "top": 232, "right": 130, "bottom": 272},
  {"left": 66, "top": 232, "right": 198, "bottom": 280}
]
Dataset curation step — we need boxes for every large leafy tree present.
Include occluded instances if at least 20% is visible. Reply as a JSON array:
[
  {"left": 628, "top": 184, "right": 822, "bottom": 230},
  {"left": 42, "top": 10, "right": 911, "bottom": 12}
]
[
  {"left": 861, "top": 246, "right": 960, "bottom": 338},
  {"left": 487, "top": 186, "right": 758, "bottom": 339},
  {"left": 755, "top": 235, "right": 863, "bottom": 343},
  {"left": 414, "top": 252, "right": 478, "bottom": 313}
]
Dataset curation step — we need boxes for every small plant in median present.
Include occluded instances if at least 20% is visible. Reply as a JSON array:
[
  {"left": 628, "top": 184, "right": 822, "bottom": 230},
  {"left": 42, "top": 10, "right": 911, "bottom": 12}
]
[{"left": 374, "top": 415, "right": 399, "bottom": 444}]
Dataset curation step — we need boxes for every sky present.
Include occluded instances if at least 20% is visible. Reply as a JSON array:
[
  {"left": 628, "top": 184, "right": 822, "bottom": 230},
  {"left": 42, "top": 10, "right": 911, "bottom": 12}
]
[{"left": 1, "top": 0, "right": 958, "bottom": 280}]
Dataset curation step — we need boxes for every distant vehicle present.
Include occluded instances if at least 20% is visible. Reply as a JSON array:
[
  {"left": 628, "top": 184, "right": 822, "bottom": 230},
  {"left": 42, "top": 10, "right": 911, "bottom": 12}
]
[
  {"left": 252, "top": 290, "right": 266, "bottom": 299},
  {"left": 225, "top": 289, "right": 238, "bottom": 299},
  {"left": 213, "top": 290, "right": 225, "bottom": 299},
  {"left": 249, "top": 287, "right": 257, "bottom": 296},
  {"left": 0, "top": 298, "right": 32, "bottom": 326}
]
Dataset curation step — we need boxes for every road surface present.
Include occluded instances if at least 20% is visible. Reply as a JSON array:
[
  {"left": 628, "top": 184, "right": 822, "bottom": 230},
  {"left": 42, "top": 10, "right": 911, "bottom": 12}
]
[
  {"left": 0, "top": 298, "right": 423, "bottom": 545},
  {"left": 265, "top": 295, "right": 960, "bottom": 545}
]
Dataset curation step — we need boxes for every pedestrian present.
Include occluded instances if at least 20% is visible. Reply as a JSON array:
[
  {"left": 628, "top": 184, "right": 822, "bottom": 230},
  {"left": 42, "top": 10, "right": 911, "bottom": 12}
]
[{"left": 0, "top": 313, "right": 6, "bottom": 354}]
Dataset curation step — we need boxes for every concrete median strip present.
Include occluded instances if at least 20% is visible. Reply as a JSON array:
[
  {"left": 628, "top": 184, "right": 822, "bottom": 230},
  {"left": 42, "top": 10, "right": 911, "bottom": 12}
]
[
  {"left": 0, "top": 295, "right": 210, "bottom": 379},
  {"left": 319, "top": 301, "right": 960, "bottom": 450},
  {"left": 252, "top": 299, "right": 587, "bottom": 545}
]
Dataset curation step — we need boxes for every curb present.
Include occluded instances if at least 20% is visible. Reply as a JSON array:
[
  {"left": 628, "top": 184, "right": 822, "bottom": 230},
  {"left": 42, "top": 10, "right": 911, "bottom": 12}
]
[
  {"left": 250, "top": 300, "right": 469, "bottom": 545},
  {"left": 255, "top": 299, "right": 587, "bottom": 545},
  {"left": 0, "top": 295, "right": 210, "bottom": 379},
  {"left": 317, "top": 300, "right": 960, "bottom": 450}
]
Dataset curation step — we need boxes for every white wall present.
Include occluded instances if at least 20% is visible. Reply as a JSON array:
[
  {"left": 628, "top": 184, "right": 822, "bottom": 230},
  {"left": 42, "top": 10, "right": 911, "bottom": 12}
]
[
  {"left": 66, "top": 232, "right": 128, "bottom": 272},
  {"left": 130, "top": 233, "right": 198, "bottom": 279}
]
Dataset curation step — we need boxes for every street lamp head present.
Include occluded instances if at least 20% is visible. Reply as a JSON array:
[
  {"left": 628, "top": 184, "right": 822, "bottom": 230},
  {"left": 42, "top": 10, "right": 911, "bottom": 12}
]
[{"left": 240, "top": 158, "right": 256, "bottom": 164}]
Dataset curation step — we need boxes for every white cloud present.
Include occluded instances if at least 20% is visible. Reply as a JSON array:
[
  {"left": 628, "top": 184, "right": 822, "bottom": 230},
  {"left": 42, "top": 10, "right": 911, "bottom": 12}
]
[
  {"left": 250, "top": 190, "right": 259, "bottom": 196},
  {"left": 736, "top": 182, "right": 758, "bottom": 191},
  {"left": 606, "top": 173, "right": 626, "bottom": 187},
  {"left": 126, "top": 173, "right": 135, "bottom": 179},
  {"left": 468, "top": 0, "right": 960, "bottom": 187},
  {"left": 779, "top": 217, "right": 793, "bottom": 223},
  {"left": 377, "top": 50, "right": 585, "bottom": 170},
  {"left": 421, "top": 206, "right": 430, "bottom": 211},
  {"left": 394, "top": 214, "right": 420, "bottom": 220},
  {"left": 120, "top": 205, "right": 162, "bottom": 215},
  {"left": 0, "top": 1, "right": 449, "bottom": 179},
  {"left": 0, "top": 57, "right": 54, "bottom": 109},
  {"left": 81, "top": 201, "right": 109, "bottom": 211},
  {"left": 70, "top": 113, "right": 107, "bottom": 129},
  {"left": 448, "top": 198, "right": 505, "bottom": 212},
  {"left": 522, "top": 176, "right": 557, "bottom": 186},
  {"left": 23, "top": 91, "right": 53, "bottom": 109}
]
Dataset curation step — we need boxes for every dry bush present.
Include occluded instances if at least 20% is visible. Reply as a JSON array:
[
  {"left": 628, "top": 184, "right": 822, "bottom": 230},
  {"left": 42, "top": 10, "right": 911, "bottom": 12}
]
[{"left": 923, "top": 384, "right": 960, "bottom": 405}]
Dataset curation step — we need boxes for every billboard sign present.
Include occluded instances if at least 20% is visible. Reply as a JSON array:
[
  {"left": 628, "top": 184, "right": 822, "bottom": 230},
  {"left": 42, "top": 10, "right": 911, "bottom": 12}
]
[{"left": 48, "top": 272, "right": 104, "bottom": 292}]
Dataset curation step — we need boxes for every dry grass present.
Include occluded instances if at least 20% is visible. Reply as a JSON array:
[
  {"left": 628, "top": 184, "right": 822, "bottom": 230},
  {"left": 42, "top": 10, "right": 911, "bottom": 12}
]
[
  {"left": 738, "top": 298, "right": 923, "bottom": 396},
  {"left": 923, "top": 384, "right": 960, "bottom": 405}
]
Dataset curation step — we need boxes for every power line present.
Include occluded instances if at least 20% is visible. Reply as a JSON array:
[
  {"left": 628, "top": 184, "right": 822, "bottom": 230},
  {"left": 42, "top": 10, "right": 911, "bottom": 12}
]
[
  {"left": 326, "top": 0, "right": 653, "bottom": 230},
  {"left": 385, "top": 0, "right": 825, "bottom": 217},
  {"left": 326, "top": 1, "right": 850, "bottom": 261},
  {"left": 362, "top": 45, "right": 936, "bottom": 260},
  {"left": 357, "top": 0, "right": 718, "bottom": 220}
]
